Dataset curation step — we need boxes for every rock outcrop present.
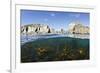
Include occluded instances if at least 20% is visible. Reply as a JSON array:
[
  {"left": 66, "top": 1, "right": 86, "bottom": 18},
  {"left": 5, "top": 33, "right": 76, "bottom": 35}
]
[
  {"left": 21, "top": 22, "right": 89, "bottom": 35},
  {"left": 21, "top": 24, "right": 54, "bottom": 35},
  {"left": 67, "top": 22, "right": 89, "bottom": 34}
]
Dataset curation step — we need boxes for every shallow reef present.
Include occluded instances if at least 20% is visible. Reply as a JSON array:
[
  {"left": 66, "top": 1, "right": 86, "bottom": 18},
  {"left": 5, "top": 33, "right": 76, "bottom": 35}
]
[{"left": 21, "top": 37, "right": 89, "bottom": 63}]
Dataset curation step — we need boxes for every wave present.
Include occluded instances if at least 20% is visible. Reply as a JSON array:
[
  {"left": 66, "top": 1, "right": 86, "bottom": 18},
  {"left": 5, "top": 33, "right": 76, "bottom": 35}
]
[{"left": 21, "top": 34, "right": 89, "bottom": 44}]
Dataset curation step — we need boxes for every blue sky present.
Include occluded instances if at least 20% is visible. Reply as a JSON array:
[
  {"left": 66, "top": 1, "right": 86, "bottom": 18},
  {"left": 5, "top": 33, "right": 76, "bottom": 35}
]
[{"left": 20, "top": 10, "right": 90, "bottom": 30}]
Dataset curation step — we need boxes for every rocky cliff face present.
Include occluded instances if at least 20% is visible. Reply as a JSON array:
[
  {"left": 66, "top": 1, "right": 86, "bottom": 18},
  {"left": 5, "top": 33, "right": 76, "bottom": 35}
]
[
  {"left": 21, "top": 22, "right": 89, "bottom": 35},
  {"left": 67, "top": 22, "right": 89, "bottom": 34},
  {"left": 21, "top": 24, "right": 55, "bottom": 35}
]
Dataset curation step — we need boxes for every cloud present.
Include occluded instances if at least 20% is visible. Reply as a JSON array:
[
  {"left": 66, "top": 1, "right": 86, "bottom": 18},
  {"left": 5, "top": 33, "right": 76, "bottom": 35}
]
[
  {"left": 69, "top": 14, "right": 81, "bottom": 18},
  {"left": 51, "top": 13, "right": 55, "bottom": 17}
]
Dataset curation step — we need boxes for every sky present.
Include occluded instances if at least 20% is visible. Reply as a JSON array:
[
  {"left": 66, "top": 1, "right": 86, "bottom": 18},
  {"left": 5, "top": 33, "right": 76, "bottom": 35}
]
[{"left": 20, "top": 10, "right": 90, "bottom": 31}]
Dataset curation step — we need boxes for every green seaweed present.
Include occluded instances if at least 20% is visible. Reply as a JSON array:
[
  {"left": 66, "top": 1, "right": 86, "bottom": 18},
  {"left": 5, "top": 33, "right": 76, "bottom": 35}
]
[{"left": 21, "top": 37, "right": 89, "bottom": 63}]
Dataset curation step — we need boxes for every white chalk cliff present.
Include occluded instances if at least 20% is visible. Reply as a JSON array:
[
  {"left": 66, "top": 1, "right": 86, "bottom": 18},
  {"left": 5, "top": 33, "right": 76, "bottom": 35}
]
[
  {"left": 21, "top": 22, "right": 89, "bottom": 35},
  {"left": 21, "top": 24, "right": 55, "bottom": 34},
  {"left": 67, "top": 22, "right": 89, "bottom": 34}
]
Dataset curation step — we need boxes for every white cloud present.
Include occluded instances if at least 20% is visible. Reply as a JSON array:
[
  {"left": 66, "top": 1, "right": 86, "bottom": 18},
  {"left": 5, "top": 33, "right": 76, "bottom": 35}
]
[
  {"left": 70, "top": 14, "right": 81, "bottom": 18},
  {"left": 51, "top": 13, "right": 55, "bottom": 17}
]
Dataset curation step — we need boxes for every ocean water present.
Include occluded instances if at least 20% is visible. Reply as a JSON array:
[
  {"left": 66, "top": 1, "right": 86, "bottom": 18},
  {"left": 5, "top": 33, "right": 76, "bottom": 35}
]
[
  {"left": 21, "top": 34, "right": 89, "bottom": 45},
  {"left": 21, "top": 34, "right": 89, "bottom": 63}
]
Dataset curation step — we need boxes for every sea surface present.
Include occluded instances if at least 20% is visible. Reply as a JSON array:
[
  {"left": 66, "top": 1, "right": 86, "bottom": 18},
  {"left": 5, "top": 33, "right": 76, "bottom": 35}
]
[{"left": 21, "top": 34, "right": 89, "bottom": 45}]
